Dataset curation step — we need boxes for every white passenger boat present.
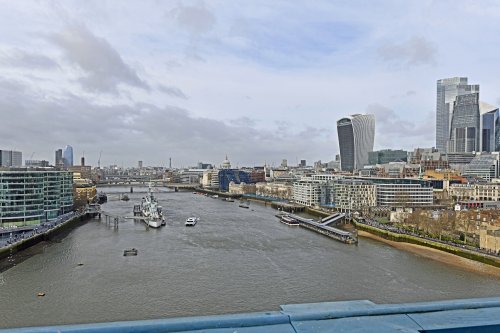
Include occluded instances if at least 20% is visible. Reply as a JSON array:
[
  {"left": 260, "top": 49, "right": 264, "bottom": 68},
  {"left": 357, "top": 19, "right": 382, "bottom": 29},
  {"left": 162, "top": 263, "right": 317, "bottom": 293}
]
[{"left": 185, "top": 217, "right": 199, "bottom": 227}]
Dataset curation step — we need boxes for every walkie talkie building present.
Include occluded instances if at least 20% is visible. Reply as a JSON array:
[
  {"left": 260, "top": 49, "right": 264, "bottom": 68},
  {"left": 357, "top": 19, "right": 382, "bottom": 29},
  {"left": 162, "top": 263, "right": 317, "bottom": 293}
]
[{"left": 337, "top": 114, "right": 375, "bottom": 172}]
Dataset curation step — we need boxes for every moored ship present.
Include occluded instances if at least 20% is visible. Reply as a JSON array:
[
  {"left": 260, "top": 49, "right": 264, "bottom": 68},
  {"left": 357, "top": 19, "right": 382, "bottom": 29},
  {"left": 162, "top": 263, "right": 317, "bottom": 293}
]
[{"left": 138, "top": 184, "right": 165, "bottom": 228}]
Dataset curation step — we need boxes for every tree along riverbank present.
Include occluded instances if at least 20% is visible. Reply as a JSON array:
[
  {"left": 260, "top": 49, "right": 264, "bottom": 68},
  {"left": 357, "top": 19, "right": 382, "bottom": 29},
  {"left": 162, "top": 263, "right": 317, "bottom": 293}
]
[{"left": 354, "top": 220, "right": 500, "bottom": 269}]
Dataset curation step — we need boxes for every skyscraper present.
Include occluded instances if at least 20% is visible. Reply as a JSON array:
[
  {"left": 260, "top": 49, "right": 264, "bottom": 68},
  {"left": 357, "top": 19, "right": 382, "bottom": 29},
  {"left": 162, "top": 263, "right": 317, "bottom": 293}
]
[
  {"left": 55, "top": 149, "right": 63, "bottom": 167},
  {"left": 337, "top": 114, "right": 375, "bottom": 172},
  {"left": 436, "top": 77, "right": 479, "bottom": 152},
  {"left": 449, "top": 92, "right": 480, "bottom": 153},
  {"left": 63, "top": 145, "right": 73, "bottom": 167},
  {"left": 480, "top": 102, "right": 500, "bottom": 152},
  {"left": 0, "top": 150, "right": 22, "bottom": 167}
]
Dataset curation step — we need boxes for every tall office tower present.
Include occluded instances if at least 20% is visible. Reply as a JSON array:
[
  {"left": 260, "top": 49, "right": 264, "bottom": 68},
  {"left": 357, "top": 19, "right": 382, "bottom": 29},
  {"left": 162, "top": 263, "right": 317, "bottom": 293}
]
[
  {"left": 138, "top": 160, "right": 143, "bottom": 168},
  {"left": 436, "top": 77, "right": 479, "bottom": 152},
  {"left": 480, "top": 102, "right": 500, "bottom": 152},
  {"left": 63, "top": 145, "right": 73, "bottom": 167},
  {"left": 55, "top": 149, "right": 63, "bottom": 167},
  {"left": 449, "top": 92, "right": 480, "bottom": 153},
  {"left": 0, "top": 150, "right": 22, "bottom": 167},
  {"left": 337, "top": 114, "right": 375, "bottom": 172}
]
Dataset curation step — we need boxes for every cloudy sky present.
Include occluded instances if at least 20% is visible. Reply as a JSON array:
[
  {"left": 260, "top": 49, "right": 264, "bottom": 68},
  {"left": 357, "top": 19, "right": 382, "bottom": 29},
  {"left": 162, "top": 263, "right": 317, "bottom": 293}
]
[{"left": 1, "top": 1, "right": 499, "bottom": 167}]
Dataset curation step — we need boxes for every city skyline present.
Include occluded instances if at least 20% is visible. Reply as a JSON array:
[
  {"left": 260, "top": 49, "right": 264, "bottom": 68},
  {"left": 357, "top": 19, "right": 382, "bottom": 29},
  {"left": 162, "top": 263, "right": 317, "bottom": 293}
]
[{"left": 1, "top": 1, "right": 500, "bottom": 166}]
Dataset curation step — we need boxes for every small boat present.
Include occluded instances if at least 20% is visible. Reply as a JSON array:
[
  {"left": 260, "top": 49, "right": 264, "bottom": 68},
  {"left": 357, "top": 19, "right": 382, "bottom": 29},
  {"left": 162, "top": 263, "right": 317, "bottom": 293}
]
[
  {"left": 280, "top": 216, "right": 300, "bottom": 226},
  {"left": 37, "top": 292, "right": 46, "bottom": 297},
  {"left": 123, "top": 248, "right": 138, "bottom": 256},
  {"left": 185, "top": 217, "right": 199, "bottom": 226},
  {"left": 121, "top": 194, "right": 130, "bottom": 201},
  {"left": 239, "top": 204, "right": 249, "bottom": 209},
  {"left": 212, "top": 195, "right": 219, "bottom": 198},
  {"left": 224, "top": 198, "right": 235, "bottom": 202}
]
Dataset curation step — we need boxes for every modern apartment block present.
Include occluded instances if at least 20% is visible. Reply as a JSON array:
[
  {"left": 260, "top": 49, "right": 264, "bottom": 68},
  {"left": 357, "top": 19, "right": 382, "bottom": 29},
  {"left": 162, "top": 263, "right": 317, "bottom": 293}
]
[
  {"left": 293, "top": 178, "right": 335, "bottom": 207},
  {"left": 0, "top": 150, "right": 22, "bottom": 167},
  {"left": 337, "top": 114, "right": 375, "bottom": 172},
  {"left": 0, "top": 168, "right": 73, "bottom": 227},
  {"left": 333, "top": 179, "right": 377, "bottom": 211},
  {"left": 376, "top": 183, "right": 433, "bottom": 207},
  {"left": 293, "top": 176, "right": 433, "bottom": 209}
]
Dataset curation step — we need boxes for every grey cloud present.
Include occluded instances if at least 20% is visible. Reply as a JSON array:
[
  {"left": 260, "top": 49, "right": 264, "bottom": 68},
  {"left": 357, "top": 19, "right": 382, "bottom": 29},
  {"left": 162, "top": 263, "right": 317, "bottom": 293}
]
[
  {"left": 0, "top": 79, "right": 333, "bottom": 167},
  {"left": 228, "top": 117, "right": 257, "bottom": 127},
  {"left": 157, "top": 84, "right": 188, "bottom": 99},
  {"left": 378, "top": 36, "right": 437, "bottom": 67},
  {"left": 406, "top": 90, "right": 416, "bottom": 96},
  {"left": 0, "top": 49, "right": 58, "bottom": 69},
  {"left": 169, "top": 3, "right": 216, "bottom": 36},
  {"left": 366, "top": 103, "right": 434, "bottom": 148},
  {"left": 50, "top": 25, "right": 149, "bottom": 94}
]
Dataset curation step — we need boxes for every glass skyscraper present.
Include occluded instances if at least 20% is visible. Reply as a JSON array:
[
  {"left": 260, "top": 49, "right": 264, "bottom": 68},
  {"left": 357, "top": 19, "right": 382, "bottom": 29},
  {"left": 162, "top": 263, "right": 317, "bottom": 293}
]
[
  {"left": 480, "top": 102, "right": 500, "bottom": 152},
  {"left": 63, "top": 145, "right": 73, "bottom": 167},
  {"left": 337, "top": 114, "right": 375, "bottom": 172},
  {"left": 436, "top": 77, "right": 479, "bottom": 153},
  {"left": 449, "top": 92, "right": 480, "bottom": 153}
]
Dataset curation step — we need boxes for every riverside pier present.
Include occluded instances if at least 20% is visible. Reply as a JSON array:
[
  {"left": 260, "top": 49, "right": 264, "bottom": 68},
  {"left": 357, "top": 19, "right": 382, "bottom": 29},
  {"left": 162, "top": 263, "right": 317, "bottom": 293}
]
[{"left": 279, "top": 213, "right": 357, "bottom": 244}]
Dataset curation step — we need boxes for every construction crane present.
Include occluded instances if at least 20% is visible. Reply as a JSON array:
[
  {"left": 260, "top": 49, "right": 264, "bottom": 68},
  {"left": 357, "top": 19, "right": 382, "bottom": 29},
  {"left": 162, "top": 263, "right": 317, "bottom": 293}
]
[
  {"left": 98, "top": 150, "right": 102, "bottom": 168},
  {"left": 30, "top": 152, "right": 35, "bottom": 160}
]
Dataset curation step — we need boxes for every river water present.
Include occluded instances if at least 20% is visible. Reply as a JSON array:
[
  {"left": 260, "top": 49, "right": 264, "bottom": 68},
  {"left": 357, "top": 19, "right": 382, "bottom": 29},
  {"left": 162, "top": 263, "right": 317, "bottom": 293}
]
[{"left": 1, "top": 187, "right": 499, "bottom": 328}]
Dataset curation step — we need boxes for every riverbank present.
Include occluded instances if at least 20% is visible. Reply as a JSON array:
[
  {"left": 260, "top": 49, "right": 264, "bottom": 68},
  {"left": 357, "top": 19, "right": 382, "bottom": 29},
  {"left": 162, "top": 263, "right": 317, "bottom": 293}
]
[
  {"left": 355, "top": 221, "right": 500, "bottom": 270},
  {"left": 0, "top": 212, "right": 95, "bottom": 262},
  {"left": 358, "top": 230, "right": 500, "bottom": 278}
]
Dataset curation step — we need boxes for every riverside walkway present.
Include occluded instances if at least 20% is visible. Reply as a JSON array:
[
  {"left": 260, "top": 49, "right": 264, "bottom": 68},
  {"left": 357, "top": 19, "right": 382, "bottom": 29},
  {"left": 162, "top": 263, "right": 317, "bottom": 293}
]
[
  {"left": 0, "top": 211, "right": 81, "bottom": 248},
  {"left": 4, "top": 297, "right": 500, "bottom": 332}
]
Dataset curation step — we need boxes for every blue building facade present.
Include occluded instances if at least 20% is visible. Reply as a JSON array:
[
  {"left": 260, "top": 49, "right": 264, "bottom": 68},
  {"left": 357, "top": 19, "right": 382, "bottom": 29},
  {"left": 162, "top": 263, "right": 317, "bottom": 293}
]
[
  {"left": 218, "top": 169, "right": 251, "bottom": 191},
  {"left": 63, "top": 145, "right": 73, "bottom": 167}
]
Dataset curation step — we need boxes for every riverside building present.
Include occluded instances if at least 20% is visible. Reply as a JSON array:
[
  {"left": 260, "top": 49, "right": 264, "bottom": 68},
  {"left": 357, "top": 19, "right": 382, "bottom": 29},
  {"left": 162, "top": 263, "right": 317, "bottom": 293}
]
[
  {"left": 0, "top": 150, "right": 22, "bottom": 167},
  {"left": 0, "top": 168, "right": 73, "bottom": 227},
  {"left": 292, "top": 176, "right": 433, "bottom": 209}
]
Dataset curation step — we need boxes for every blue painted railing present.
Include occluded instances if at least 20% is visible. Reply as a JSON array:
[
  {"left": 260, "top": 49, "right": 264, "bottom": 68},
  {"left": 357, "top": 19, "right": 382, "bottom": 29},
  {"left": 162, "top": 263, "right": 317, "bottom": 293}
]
[{"left": 3, "top": 297, "right": 500, "bottom": 332}]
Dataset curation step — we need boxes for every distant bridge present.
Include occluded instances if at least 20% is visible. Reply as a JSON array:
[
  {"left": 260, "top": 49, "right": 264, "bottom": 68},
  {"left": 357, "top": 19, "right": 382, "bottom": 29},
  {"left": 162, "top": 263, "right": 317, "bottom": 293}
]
[{"left": 97, "top": 179, "right": 199, "bottom": 189}]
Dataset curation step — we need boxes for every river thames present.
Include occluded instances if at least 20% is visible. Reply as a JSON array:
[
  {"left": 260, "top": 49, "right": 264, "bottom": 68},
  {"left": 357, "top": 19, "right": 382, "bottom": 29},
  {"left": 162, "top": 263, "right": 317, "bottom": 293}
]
[{"left": 1, "top": 187, "right": 499, "bottom": 328}]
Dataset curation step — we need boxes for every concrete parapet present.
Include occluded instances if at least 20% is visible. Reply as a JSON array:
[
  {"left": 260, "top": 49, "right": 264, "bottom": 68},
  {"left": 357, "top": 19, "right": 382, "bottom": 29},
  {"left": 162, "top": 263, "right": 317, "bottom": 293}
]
[{"left": 4, "top": 297, "right": 500, "bottom": 332}]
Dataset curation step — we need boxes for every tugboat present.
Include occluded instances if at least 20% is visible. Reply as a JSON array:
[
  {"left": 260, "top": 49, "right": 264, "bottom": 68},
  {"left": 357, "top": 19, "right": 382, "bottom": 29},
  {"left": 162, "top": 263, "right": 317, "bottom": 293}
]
[
  {"left": 120, "top": 194, "right": 130, "bottom": 201},
  {"left": 97, "top": 192, "right": 107, "bottom": 204},
  {"left": 139, "top": 184, "right": 165, "bottom": 228}
]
